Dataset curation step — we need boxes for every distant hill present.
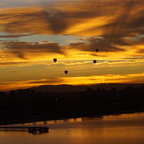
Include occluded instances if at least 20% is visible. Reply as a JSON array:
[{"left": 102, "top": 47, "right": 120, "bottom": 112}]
[
  {"left": 30, "top": 84, "right": 93, "bottom": 92},
  {"left": 28, "top": 83, "right": 144, "bottom": 93}
]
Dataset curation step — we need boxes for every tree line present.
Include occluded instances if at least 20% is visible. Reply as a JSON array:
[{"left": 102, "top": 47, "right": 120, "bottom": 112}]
[{"left": 0, "top": 85, "right": 144, "bottom": 124}]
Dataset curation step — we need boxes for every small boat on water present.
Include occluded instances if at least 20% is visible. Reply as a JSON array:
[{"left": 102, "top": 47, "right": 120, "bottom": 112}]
[{"left": 28, "top": 127, "right": 49, "bottom": 134}]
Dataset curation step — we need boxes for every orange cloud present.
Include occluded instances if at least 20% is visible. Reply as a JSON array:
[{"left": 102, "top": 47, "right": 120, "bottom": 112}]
[
  {"left": 0, "top": 0, "right": 143, "bottom": 36},
  {"left": 0, "top": 7, "right": 53, "bottom": 34},
  {"left": 1, "top": 73, "right": 144, "bottom": 91},
  {"left": 0, "top": 0, "right": 144, "bottom": 91}
]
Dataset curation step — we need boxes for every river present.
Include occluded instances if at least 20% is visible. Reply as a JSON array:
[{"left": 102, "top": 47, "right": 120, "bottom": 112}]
[{"left": 0, "top": 112, "right": 144, "bottom": 144}]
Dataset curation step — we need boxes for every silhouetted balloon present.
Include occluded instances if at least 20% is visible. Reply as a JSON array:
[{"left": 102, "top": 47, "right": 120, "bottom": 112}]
[
  {"left": 93, "top": 60, "right": 97, "bottom": 64},
  {"left": 96, "top": 49, "right": 99, "bottom": 52},
  {"left": 64, "top": 70, "right": 68, "bottom": 74},
  {"left": 53, "top": 58, "right": 57, "bottom": 62}
]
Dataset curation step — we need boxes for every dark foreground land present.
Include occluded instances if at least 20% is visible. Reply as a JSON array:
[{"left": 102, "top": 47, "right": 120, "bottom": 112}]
[{"left": 0, "top": 84, "right": 144, "bottom": 125}]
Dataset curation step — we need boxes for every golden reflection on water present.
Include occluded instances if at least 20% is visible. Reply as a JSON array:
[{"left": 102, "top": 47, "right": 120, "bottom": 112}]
[
  {"left": 103, "top": 112, "right": 144, "bottom": 120},
  {"left": 0, "top": 113, "right": 144, "bottom": 144}
]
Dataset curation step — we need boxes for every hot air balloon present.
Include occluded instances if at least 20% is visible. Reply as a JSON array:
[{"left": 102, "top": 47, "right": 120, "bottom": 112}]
[
  {"left": 96, "top": 49, "right": 99, "bottom": 52},
  {"left": 64, "top": 70, "right": 68, "bottom": 74},
  {"left": 53, "top": 58, "right": 57, "bottom": 63},
  {"left": 93, "top": 60, "right": 97, "bottom": 64}
]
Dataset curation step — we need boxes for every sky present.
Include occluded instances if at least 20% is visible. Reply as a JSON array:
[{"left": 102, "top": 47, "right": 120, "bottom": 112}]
[{"left": 0, "top": 0, "right": 144, "bottom": 91}]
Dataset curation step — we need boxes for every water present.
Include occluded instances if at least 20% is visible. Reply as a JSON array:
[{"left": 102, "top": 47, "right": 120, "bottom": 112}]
[{"left": 0, "top": 112, "right": 144, "bottom": 144}]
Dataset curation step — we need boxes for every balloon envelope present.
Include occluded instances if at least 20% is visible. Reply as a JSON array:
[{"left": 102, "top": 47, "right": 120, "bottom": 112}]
[
  {"left": 64, "top": 70, "right": 68, "bottom": 74},
  {"left": 93, "top": 60, "right": 97, "bottom": 63},
  {"left": 95, "top": 49, "right": 99, "bottom": 52},
  {"left": 53, "top": 58, "right": 57, "bottom": 62}
]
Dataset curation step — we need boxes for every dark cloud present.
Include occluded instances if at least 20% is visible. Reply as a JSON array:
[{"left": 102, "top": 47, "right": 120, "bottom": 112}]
[
  {"left": 1, "top": 0, "right": 144, "bottom": 54},
  {"left": 65, "top": 0, "right": 144, "bottom": 53},
  {"left": 43, "top": 1, "right": 111, "bottom": 34},
  {"left": 87, "top": 37, "right": 126, "bottom": 52},
  {"left": 0, "top": 8, "right": 51, "bottom": 34},
  {"left": 68, "top": 37, "right": 125, "bottom": 53},
  {"left": 46, "top": 11, "right": 69, "bottom": 34},
  {"left": 0, "top": 1, "right": 126, "bottom": 34},
  {"left": 3, "top": 41, "right": 64, "bottom": 59},
  {"left": 100, "top": 0, "right": 144, "bottom": 36},
  {"left": 1, "top": 0, "right": 144, "bottom": 36},
  {"left": 81, "top": 1, "right": 144, "bottom": 52},
  {"left": 0, "top": 34, "right": 32, "bottom": 38}
]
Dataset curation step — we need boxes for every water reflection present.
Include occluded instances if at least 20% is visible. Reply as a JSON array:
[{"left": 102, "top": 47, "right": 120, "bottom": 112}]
[
  {"left": 0, "top": 113, "right": 144, "bottom": 144},
  {"left": 0, "top": 126, "right": 49, "bottom": 135},
  {"left": 4, "top": 112, "right": 143, "bottom": 127}
]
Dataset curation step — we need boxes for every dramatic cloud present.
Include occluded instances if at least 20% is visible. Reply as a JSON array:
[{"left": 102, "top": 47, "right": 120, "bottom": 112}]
[
  {"left": 0, "top": 7, "right": 52, "bottom": 34},
  {"left": 0, "top": 0, "right": 143, "bottom": 35},
  {"left": 0, "top": 41, "right": 64, "bottom": 60},
  {"left": 0, "top": 0, "right": 144, "bottom": 91},
  {"left": 68, "top": 37, "right": 125, "bottom": 52}
]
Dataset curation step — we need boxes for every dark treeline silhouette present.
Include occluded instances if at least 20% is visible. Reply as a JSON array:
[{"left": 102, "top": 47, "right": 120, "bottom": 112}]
[{"left": 0, "top": 85, "right": 144, "bottom": 125}]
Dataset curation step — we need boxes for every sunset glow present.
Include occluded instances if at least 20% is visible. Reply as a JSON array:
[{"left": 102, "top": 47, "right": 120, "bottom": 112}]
[{"left": 0, "top": 0, "right": 144, "bottom": 91}]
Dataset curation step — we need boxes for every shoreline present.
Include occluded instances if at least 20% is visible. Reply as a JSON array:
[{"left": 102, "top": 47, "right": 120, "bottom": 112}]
[{"left": 0, "top": 109, "right": 143, "bottom": 126}]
